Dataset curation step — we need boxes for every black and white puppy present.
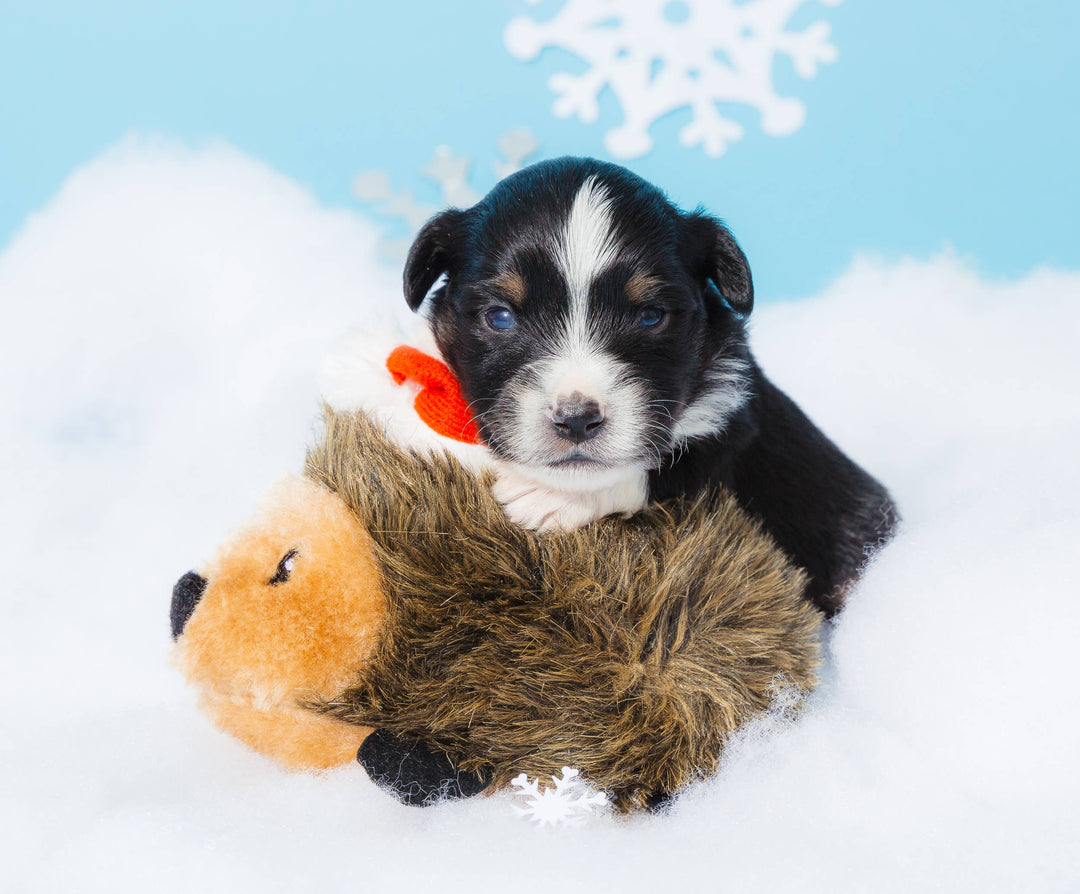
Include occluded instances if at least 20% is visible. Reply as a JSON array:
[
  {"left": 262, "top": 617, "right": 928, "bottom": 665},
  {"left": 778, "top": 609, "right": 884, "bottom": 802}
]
[{"left": 404, "top": 157, "right": 897, "bottom": 615}]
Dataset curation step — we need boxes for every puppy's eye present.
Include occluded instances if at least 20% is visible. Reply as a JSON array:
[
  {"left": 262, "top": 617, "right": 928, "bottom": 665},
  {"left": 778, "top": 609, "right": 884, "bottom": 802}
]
[
  {"left": 484, "top": 307, "right": 517, "bottom": 331},
  {"left": 268, "top": 549, "right": 298, "bottom": 586},
  {"left": 637, "top": 306, "right": 666, "bottom": 328}
]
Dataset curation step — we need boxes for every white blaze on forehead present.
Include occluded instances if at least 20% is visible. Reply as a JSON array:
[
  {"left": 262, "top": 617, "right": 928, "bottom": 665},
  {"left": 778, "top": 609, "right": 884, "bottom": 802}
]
[
  {"left": 544, "top": 176, "right": 623, "bottom": 405},
  {"left": 553, "top": 175, "right": 620, "bottom": 321}
]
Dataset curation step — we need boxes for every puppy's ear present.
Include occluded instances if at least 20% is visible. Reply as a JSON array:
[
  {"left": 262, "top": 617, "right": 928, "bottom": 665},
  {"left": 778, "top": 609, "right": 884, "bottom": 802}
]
[
  {"left": 679, "top": 212, "right": 754, "bottom": 316},
  {"left": 403, "top": 209, "right": 469, "bottom": 311}
]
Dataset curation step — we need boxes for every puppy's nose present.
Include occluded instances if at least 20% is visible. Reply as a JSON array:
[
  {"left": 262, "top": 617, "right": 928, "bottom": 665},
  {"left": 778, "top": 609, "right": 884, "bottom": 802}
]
[
  {"left": 550, "top": 397, "right": 605, "bottom": 443},
  {"left": 171, "top": 571, "right": 208, "bottom": 640}
]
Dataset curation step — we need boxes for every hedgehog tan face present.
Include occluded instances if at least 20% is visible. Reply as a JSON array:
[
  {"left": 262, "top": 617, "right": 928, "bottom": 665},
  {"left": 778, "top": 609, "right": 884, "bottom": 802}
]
[
  {"left": 403, "top": 157, "right": 754, "bottom": 528},
  {"left": 170, "top": 476, "right": 385, "bottom": 769}
]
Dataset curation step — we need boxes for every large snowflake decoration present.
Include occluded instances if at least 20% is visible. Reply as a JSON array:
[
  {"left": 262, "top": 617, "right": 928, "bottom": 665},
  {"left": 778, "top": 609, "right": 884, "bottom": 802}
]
[
  {"left": 510, "top": 767, "right": 610, "bottom": 827},
  {"left": 504, "top": 0, "right": 841, "bottom": 159},
  {"left": 353, "top": 129, "right": 539, "bottom": 262}
]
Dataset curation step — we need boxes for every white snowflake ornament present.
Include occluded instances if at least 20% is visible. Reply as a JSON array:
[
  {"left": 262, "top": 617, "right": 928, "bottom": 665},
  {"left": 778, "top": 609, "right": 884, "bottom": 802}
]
[
  {"left": 353, "top": 129, "right": 540, "bottom": 262},
  {"left": 510, "top": 767, "right": 610, "bottom": 827},
  {"left": 504, "top": 0, "right": 842, "bottom": 158}
]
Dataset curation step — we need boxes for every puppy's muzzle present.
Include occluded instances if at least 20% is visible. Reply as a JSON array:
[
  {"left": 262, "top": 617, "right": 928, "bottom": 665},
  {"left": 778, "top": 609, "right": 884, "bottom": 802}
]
[{"left": 548, "top": 395, "right": 606, "bottom": 444}]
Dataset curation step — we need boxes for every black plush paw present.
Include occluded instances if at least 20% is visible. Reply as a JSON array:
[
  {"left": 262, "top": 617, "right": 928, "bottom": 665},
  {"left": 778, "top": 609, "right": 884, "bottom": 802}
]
[
  {"left": 357, "top": 729, "right": 491, "bottom": 807},
  {"left": 644, "top": 788, "right": 673, "bottom": 813}
]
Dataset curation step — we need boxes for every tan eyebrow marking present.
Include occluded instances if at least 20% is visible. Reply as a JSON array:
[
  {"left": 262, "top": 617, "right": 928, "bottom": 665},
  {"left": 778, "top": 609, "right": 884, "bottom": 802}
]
[
  {"left": 483, "top": 270, "right": 527, "bottom": 307},
  {"left": 625, "top": 270, "right": 663, "bottom": 304}
]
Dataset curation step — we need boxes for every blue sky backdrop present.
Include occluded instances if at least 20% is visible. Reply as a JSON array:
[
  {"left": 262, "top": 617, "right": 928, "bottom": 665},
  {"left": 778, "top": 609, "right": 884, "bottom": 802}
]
[{"left": 2, "top": 0, "right": 1077, "bottom": 300}]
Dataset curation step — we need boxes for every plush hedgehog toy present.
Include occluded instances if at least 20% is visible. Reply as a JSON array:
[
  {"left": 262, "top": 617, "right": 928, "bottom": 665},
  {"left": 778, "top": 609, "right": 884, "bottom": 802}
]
[{"left": 171, "top": 343, "right": 823, "bottom": 810}]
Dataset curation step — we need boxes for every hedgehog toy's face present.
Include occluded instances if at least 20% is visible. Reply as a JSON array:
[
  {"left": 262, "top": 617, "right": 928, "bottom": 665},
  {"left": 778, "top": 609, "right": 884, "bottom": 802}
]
[{"left": 170, "top": 476, "right": 386, "bottom": 769}]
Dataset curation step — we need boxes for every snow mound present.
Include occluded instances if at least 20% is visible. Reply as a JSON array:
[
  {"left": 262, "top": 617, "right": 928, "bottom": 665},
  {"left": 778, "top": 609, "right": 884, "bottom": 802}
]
[{"left": 1, "top": 140, "right": 1078, "bottom": 893}]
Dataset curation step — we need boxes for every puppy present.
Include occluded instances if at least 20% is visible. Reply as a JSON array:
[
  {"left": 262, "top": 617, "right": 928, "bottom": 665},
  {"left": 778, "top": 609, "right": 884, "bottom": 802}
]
[{"left": 403, "top": 157, "right": 897, "bottom": 615}]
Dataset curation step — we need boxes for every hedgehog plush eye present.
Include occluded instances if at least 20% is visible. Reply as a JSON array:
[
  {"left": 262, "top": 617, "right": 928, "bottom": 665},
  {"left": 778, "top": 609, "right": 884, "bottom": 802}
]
[{"left": 268, "top": 549, "right": 298, "bottom": 586}]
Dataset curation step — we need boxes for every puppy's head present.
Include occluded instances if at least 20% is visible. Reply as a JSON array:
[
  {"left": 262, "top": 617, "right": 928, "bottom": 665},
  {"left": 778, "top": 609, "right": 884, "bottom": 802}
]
[{"left": 403, "top": 157, "right": 753, "bottom": 488}]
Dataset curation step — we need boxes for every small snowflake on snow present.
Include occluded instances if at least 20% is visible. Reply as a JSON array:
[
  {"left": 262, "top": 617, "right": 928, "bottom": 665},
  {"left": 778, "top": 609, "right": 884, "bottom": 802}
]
[
  {"left": 510, "top": 767, "right": 610, "bottom": 827},
  {"left": 504, "top": 0, "right": 842, "bottom": 159}
]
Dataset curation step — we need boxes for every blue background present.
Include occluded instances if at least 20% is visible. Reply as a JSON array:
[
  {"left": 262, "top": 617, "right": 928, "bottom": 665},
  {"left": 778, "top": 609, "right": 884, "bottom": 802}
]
[{"left": 2, "top": 0, "right": 1077, "bottom": 300}]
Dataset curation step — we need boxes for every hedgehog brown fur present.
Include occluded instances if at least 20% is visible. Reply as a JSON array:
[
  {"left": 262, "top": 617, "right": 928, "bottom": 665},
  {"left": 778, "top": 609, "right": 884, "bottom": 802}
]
[{"left": 306, "top": 410, "right": 821, "bottom": 811}]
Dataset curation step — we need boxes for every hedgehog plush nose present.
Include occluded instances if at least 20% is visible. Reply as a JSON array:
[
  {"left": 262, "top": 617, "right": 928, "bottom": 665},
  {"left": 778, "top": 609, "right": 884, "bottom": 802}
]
[
  {"left": 171, "top": 571, "right": 208, "bottom": 640},
  {"left": 550, "top": 397, "right": 605, "bottom": 443}
]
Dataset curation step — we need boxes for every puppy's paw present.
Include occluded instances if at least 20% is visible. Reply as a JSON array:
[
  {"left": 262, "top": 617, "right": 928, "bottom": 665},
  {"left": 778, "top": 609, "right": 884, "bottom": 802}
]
[
  {"left": 492, "top": 474, "right": 594, "bottom": 531},
  {"left": 493, "top": 470, "right": 648, "bottom": 532}
]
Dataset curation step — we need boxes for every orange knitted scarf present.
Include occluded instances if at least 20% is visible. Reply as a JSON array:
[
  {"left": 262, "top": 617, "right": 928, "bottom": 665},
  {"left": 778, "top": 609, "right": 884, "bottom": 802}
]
[{"left": 386, "top": 345, "right": 482, "bottom": 445}]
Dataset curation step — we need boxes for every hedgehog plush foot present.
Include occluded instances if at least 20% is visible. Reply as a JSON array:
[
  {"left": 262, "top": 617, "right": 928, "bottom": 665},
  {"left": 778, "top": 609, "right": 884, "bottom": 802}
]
[{"left": 357, "top": 730, "right": 491, "bottom": 806}]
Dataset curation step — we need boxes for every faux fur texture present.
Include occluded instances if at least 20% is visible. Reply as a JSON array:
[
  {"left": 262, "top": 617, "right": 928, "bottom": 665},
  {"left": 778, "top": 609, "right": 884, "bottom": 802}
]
[{"left": 307, "top": 410, "right": 821, "bottom": 811}]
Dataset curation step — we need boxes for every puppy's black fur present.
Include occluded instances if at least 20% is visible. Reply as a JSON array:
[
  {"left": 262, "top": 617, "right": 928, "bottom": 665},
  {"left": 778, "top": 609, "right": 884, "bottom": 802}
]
[
  {"left": 403, "top": 157, "right": 897, "bottom": 615},
  {"left": 648, "top": 369, "right": 898, "bottom": 615}
]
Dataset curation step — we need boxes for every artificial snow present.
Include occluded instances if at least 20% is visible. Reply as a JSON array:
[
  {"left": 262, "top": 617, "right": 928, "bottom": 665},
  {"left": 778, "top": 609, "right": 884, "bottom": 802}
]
[{"left": 1, "top": 139, "right": 1078, "bottom": 893}]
